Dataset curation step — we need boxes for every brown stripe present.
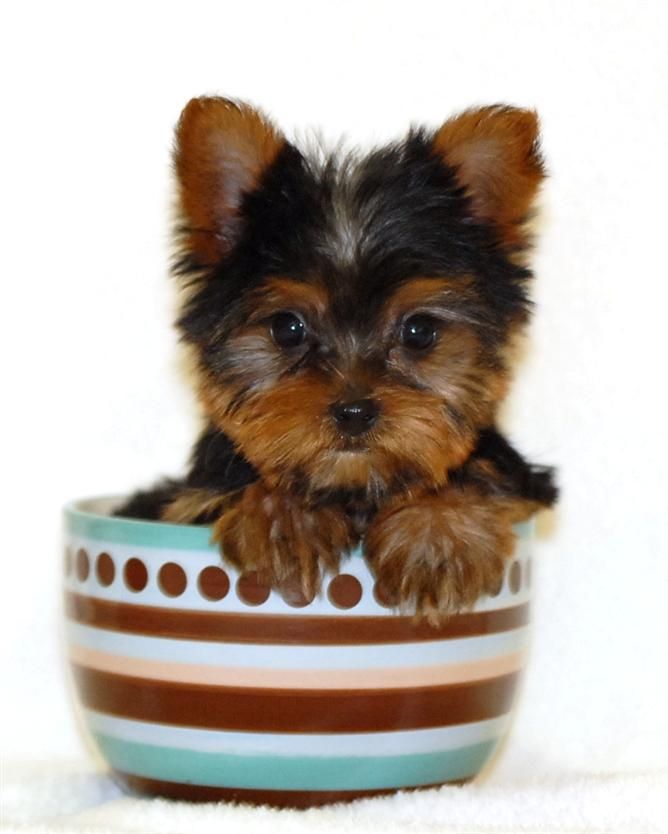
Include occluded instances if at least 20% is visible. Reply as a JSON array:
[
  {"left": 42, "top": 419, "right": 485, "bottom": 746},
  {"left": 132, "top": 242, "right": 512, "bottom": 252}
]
[
  {"left": 72, "top": 664, "right": 520, "bottom": 733},
  {"left": 65, "top": 592, "right": 529, "bottom": 644},
  {"left": 115, "top": 771, "right": 470, "bottom": 808}
]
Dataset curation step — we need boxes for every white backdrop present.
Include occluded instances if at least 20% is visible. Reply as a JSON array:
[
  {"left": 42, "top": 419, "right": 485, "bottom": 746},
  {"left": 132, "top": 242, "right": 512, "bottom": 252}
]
[{"left": 2, "top": 0, "right": 667, "bottom": 789}]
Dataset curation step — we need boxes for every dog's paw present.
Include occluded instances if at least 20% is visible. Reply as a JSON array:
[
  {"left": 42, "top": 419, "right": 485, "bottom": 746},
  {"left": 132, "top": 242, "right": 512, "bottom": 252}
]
[
  {"left": 365, "top": 489, "right": 517, "bottom": 624},
  {"left": 213, "top": 482, "right": 357, "bottom": 602}
]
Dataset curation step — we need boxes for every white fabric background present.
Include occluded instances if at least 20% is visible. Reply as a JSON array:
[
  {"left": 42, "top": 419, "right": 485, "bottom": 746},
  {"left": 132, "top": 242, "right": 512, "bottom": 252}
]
[{"left": 2, "top": 0, "right": 667, "bottom": 830}]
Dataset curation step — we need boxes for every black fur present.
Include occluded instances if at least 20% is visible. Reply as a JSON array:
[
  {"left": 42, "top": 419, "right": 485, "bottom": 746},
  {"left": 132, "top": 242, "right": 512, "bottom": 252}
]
[
  {"left": 450, "top": 427, "right": 558, "bottom": 505},
  {"left": 176, "top": 131, "right": 531, "bottom": 366},
  {"left": 117, "top": 123, "right": 556, "bottom": 523},
  {"left": 184, "top": 425, "right": 259, "bottom": 492},
  {"left": 115, "top": 426, "right": 258, "bottom": 522},
  {"left": 117, "top": 422, "right": 556, "bottom": 523},
  {"left": 115, "top": 478, "right": 184, "bottom": 521}
]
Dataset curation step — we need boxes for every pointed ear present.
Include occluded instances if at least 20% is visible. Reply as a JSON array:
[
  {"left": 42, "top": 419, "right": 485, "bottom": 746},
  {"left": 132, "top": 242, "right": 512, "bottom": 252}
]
[
  {"left": 433, "top": 105, "right": 546, "bottom": 249},
  {"left": 173, "top": 96, "right": 286, "bottom": 266}
]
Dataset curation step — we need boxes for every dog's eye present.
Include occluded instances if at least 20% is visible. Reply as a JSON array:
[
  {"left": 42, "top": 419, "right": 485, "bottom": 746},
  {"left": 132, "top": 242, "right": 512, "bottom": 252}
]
[
  {"left": 270, "top": 312, "right": 306, "bottom": 349},
  {"left": 400, "top": 315, "right": 437, "bottom": 351}
]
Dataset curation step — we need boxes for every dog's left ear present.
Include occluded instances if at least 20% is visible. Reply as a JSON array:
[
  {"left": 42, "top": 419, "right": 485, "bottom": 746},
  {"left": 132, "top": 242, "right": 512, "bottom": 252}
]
[{"left": 433, "top": 105, "right": 545, "bottom": 249}]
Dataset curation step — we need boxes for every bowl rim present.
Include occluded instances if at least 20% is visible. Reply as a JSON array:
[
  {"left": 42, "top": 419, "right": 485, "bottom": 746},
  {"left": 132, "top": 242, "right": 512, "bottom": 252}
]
[
  {"left": 64, "top": 494, "right": 533, "bottom": 554},
  {"left": 64, "top": 495, "right": 220, "bottom": 551}
]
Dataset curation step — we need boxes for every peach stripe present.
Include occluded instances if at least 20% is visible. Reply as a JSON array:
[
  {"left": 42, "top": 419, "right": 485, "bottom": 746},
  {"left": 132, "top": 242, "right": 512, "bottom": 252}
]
[{"left": 68, "top": 645, "right": 525, "bottom": 690}]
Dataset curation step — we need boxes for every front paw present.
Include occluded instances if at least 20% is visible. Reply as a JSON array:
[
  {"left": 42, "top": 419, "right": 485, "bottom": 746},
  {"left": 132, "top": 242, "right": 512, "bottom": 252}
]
[
  {"left": 365, "top": 490, "right": 517, "bottom": 624},
  {"left": 213, "top": 482, "right": 357, "bottom": 601}
]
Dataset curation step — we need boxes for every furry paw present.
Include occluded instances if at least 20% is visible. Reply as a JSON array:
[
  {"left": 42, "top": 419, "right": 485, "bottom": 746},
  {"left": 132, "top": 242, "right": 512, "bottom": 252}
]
[
  {"left": 213, "top": 482, "right": 358, "bottom": 602},
  {"left": 365, "top": 489, "right": 518, "bottom": 624}
]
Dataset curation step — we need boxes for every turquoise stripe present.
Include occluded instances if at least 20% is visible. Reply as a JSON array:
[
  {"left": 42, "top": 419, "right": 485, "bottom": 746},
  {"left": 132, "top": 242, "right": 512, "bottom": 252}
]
[
  {"left": 93, "top": 732, "right": 496, "bottom": 791},
  {"left": 65, "top": 495, "right": 533, "bottom": 552},
  {"left": 514, "top": 519, "right": 533, "bottom": 538},
  {"left": 65, "top": 501, "right": 219, "bottom": 551}
]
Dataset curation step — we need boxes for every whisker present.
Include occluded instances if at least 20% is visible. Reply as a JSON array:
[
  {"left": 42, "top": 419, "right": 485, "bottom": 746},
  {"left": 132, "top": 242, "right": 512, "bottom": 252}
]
[{"left": 320, "top": 355, "right": 346, "bottom": 382}]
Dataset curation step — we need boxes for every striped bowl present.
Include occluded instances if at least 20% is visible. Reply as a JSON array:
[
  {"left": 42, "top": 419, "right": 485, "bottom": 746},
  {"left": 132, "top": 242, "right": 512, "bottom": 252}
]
[{"left": 63, "top": 496, "right": 533, "bottom": 808}]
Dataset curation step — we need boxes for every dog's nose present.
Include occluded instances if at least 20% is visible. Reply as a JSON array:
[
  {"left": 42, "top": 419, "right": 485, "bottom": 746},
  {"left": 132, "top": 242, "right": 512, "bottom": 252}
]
[{"left": 330, "top": 398, "right": 380, "bottom": 436}]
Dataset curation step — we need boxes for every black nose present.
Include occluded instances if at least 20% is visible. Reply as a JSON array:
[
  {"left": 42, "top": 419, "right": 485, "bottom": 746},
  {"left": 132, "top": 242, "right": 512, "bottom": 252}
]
[{"left": 330, "top": 398, "right": 380, "bottom": 436}]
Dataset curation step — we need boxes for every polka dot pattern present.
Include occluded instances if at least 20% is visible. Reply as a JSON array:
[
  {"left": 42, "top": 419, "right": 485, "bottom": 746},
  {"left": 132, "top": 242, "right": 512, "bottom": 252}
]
[
  {"left": 158, "top": 563, "right": 187, "bottom": 598},
  {"left": 280, "top": 581, "right": 314, "bottom": 608},
  {"left": 96, "top": 553, "right": 115, "bottom": 587},
  {"left": 373, "top": 582, "right": 399, "bottom": 609},
  {"left": 237, "top": 573, "right": 271, "bottom": 606},
  {"left": 67, "top": 550, "right": 532, "bottom": 606},
  {"left": 328, "top": 575, "right": 363, "bottom": 609},
  {"left": 198, "top": 566, "right": 230, "bottom": 601},
  {"left": 124, "top": 558, "right": 148, "bottom": 593},
  {"left": 76, "top": 549, "right": 90, "bottom": 582}
]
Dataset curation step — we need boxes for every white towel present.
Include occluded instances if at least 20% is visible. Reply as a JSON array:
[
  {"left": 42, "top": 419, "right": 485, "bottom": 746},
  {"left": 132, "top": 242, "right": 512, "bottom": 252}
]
[{"left": 3, "top": 757, "right": 666, "bottom": 834}]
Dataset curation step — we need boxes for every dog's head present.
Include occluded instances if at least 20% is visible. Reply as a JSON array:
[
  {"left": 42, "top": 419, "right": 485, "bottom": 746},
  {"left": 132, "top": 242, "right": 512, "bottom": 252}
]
[{"left": 173, "top": 97, "right": 545, "bottom": 500}]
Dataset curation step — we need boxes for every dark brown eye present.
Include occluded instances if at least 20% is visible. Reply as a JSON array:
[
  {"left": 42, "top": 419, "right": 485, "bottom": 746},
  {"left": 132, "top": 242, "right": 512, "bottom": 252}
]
[
  {"left": 400, "top": 314, "right": 437, "bottom": 350},
  {"left": 270, "top": 311, "right": 306, "bottom": 349}
]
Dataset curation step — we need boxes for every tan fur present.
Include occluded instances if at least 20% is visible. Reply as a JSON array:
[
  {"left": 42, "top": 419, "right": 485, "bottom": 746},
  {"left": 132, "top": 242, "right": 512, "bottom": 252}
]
[
  {"left": 212, "top": 481, "right": 358, "bottom": 599},
  {"left": 162, "top": 489, "right": 237, "bottom": 524},
  {"left": 192, "top": 273, "right": 508, "bottom": 499},
  {"left": 381, "top": 276, "right": 477, "bottom": 326},
  {"left": 366, "top": 487, "right": 532, "bottom": 625},
  {"left": 199, "top": 365, "right": 493, "bottom": 499},
  {"left": 243, "top": 277, "right": 330, "bottom": 324}
]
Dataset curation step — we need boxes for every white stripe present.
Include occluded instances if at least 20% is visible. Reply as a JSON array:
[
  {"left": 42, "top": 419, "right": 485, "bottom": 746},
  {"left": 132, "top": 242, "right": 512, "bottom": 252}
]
[
  {"left": 83, "top": 710, "right": 512, "bottom": 757},
  {"left": 65, "top": 621, "right": 530, "bottom": 669}
]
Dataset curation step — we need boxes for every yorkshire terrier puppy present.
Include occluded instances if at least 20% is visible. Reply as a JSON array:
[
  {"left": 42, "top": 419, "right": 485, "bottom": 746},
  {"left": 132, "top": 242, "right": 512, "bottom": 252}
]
[{"left": 118, "top": 96, "right": 557, "bottom": 622}]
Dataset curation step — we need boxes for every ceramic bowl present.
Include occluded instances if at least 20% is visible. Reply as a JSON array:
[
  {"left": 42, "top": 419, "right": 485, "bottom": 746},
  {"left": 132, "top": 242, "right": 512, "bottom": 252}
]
[{"left": 63, "top": 496, "right": 532, "bottom": 808}]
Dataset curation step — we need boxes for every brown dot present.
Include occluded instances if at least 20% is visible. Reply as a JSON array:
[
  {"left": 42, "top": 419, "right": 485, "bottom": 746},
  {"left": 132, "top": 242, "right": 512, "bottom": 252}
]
[
  {"left": 76, "top": 548, "right": 90, "bottom": 582},
  {"left": 509, "top": 560, "right": 522, "bottom": 594},
  {"left": 489, "top": 573, "right": 503, "bottom": 597},
  {"left": 124, "top": 558, "right": 148, "bottom": 593},
  {"left": 96, "top": 552, "right": 115, "bottom": 587},
  {"left": 158, "top": 562, "right": 187, "bottom": 597},
  {"left": 328, "top": 574, "right": 363, "bottom": 609},
  {"left": 198, "top": 566, "right": 230, "bottom": 601},
  {"left": 64, "top": 547, "right": 72, "bottom": 577},
  {"left": 525, "top": 557, "right": 533, "bottom": 589},
  {"left": 237, "top": 572, "right": 270, "bottom": 606},
  {"left": 281, "top": 580, "right": 314, "bottom": 608},
  {"left": 373, "top": 581, "right": 399, "bottom": 609}
]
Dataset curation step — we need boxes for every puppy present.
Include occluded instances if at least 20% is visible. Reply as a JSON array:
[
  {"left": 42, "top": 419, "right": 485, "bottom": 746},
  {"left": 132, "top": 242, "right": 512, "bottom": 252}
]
[{"left": 118, "top": 97, "right": 557, "bottom": 622}]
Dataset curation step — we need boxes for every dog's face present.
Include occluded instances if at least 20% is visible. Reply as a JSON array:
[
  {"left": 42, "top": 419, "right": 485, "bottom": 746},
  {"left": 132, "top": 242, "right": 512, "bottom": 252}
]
[{"left": 173, "top": 98, "right": 545, "bottom": 500}]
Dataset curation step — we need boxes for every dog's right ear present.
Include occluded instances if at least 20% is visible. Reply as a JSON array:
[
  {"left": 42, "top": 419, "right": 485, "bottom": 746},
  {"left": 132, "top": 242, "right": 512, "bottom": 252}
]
[
  {"left": 174, "top": 96, "right": 286, "bottom": 267},
  {"left": 432, "top": 105, "right": 545, "bottom": 251}
]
